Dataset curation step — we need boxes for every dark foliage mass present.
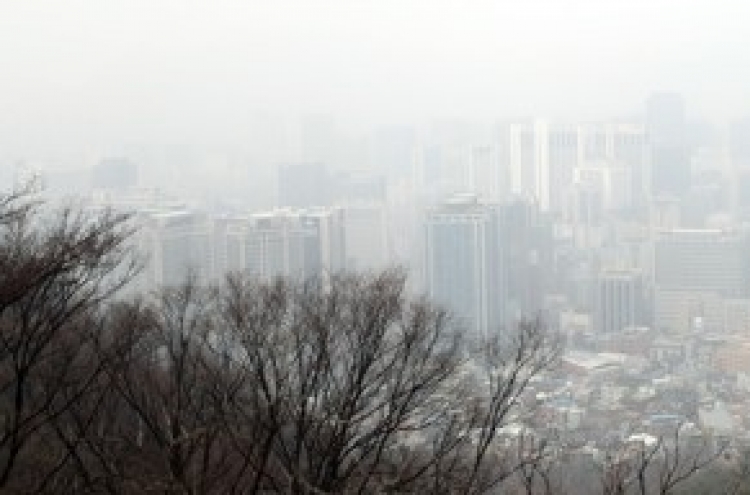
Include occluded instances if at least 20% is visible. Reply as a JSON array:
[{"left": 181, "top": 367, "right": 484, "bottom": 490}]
[{"left": 0, "top": 184, "right": 741, "bottom": 494}]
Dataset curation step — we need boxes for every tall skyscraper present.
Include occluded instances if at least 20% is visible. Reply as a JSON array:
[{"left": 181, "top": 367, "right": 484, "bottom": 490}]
[
  {"left": 500, "top": 120, "right": 646, "bottom": 214},
  {"left": 425, "top": 194, "right": 504, "bottom": 339},
  {"left": 507, "top": 120, "right": 547, "bottom": 209}
]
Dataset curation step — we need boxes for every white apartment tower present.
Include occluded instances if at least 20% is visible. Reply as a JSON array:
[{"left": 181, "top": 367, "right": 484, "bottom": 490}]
[
  {"left": 216, "top": 208, "right": 345, "bottom": 283},
  {"left": 135, "top": 210, "right": 213, "bottom": 289}
]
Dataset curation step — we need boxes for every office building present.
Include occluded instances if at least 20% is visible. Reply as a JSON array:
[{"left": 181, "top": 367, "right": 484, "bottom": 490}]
[
  {"left": 594, "top": 269, "right": 647, "bottom": 334},
  {"left": 654, "top": 228, "right": 750, "bottom": 332},
  {"left": 221, "top": 210, "right": 326, "bottom": 281},
  {"left": 425, "top": 194, "right": 504, "bottom": 339},
  {"left": 215, "top": 207, "right": 345, "bottom": 283}
]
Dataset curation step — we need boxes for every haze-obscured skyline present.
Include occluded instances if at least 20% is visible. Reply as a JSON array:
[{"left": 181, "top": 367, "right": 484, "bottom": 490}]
[{"left": 1, "top": 0, "right": 749, "bottom": 160}]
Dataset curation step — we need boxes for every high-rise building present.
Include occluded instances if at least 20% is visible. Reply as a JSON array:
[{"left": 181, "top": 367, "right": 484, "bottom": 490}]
[
  {"left": 500, "top": 120, "right": 646, "bottom": 214},
  {"left": 578, "top": 122, "right": 647, "bottom": 212},
  {"left": 213, "top": 215, "right": 249, "bottom": 280},
  {"left": 655, "top": 229, "right": 749, "bottom": 296},
  {"left": 468, "top": 144, "right": 504, "bottom": 202},
  {"left": 730, "top": 118, "right": 750, "bottom": 218},
  {"left": 654, "top": 228, "right": 750, "bottom": 332},
  {"left": 507, "top": 120, "right": 547, "bottom": 209},
  {"left": 136, "top": 210, "right": 213, "bottom": 289},
  {"left": 594, "top": 269, "right": 647, "bottom": 334},
  {"left": 249, "top": 211, "right": 323, "bottom": 281},
  {"left": 215, "top": 208, "right": 345, "bottom": 283},
  {"left": 425, "top": 194, "right": 505, "bottom": 339},
  {"left": 500, "top": 199, "right": 553, "bottom": 320},
  {"left": 300, "top": 208, "right": 346, "bottom": 277}
]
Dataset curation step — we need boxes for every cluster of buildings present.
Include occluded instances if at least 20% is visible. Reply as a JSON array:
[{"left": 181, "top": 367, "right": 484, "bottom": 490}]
[
  {"left": 75, "top": 94, "right": 750, "bottom": 349},
  {"left": 9, "top": 90, "right": 750, "bottom": 460},
  {"left": 104, "top": 197, "right": 391, "bottom": 293},
  {"left": 521, "top": 334, "right": 750, "bottom": 469}
]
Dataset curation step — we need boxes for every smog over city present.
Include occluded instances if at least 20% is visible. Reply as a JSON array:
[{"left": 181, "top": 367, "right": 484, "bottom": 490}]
[{"left": 1, "top": 1, "right": 750, "bottom": 493}]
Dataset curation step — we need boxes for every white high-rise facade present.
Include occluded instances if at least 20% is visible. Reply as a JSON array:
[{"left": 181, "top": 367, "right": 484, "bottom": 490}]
[
  {"left": 217, "top": 208, "right": 344, "bottom": 282},
  {"left": 500, "top": 120, "right": 646, "bottom": 214},
  {"left": 135, "top": 210, "right": 213, "bottom": 289}
]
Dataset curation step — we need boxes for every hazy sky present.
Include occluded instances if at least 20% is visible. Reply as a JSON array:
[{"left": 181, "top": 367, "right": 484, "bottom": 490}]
[{"left": 1, "top": 0, "right": 749, "bottom": 158}]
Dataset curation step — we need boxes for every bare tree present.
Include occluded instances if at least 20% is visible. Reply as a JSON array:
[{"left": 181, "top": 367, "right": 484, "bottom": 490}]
[
  {"left": 212, "top": 271, "right": 563, "bottom": 495},
  {"left": 0, "top": 184, "right": 138, "bottom": 492},
  {"left": 94, "top": 277, "right": 248, "bottom": 495},
  {"left": 726, "top": 447, "right": 750, "bottom": 495},
  {"left": 453, "top": 317, "right": 562, "bottom": 495},
  {"left": 599, "top": 423, "right": 726, "bottom": 495},
  {"left": 514, "top": 434, "right": 565, "bottom": 495},
  {"left": 0, "top": 184, "right": 572, "bottom": 494},
  {"left": 216, "top": 270, "right": 464, "bottom": 494}
]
